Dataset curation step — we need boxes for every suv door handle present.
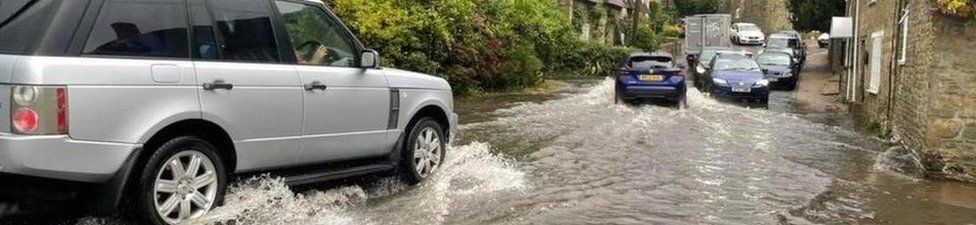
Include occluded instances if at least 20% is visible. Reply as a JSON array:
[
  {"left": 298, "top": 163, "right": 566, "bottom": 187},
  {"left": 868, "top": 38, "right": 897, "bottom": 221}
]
[
  {"left": 304, "top": 81, "right": 328, "bottom": 91},
  {"left": 203, "top": 80, "right": 234, "bottom": 91}
]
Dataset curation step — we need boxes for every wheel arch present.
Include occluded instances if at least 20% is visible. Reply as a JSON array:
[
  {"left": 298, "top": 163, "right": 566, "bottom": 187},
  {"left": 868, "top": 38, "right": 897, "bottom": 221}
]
[
  {"left": 405, "top": 104, "right": 451, "bottom": 138},
  {"left": 137, "top": 119, "right": 237, "bottom": 172},
  {"left": 120, "top": 119, "right": 236, "bottom": 207}
]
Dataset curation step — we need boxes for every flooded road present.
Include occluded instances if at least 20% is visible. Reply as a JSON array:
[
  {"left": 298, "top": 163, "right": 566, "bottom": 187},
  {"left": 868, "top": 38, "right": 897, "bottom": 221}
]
[
  {"left": 5, "top": 50, "right": 976, "bottom": 225},
  {"left": 168, "top": 77, "right": 976, "bottom": 225}
]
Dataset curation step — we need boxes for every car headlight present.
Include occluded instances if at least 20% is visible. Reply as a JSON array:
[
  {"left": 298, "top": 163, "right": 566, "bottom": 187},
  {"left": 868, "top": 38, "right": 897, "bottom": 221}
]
[
  {"left": 755, "top": 79, "right": 770, "bottom": 86},
  {"left": 712, "top": 78, "right": 728, "bottom": 85},
  {"left": 696, "top": 64, "right": 706, "bottom": 74}
]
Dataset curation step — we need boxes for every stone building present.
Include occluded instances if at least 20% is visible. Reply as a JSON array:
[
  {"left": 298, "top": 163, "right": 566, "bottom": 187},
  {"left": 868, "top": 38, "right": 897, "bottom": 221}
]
[
  {"left": 555, "top": 0, "right": 658, "bottom": 45},
  {"left": 834, "top": 0, "right": 976, "bottom": 182}
]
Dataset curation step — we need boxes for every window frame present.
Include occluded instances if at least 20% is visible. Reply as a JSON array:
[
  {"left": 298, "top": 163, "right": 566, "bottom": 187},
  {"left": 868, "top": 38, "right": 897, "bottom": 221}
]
[
  {"left": 897, "top": 9, "right": 910, "bottom": 66},
  {"left": 271, "top": 0, "right": 367, "bottom": 67},
  {"left": 192, "top": 0, "right": 289, "bottom": 64},
  {"left": 78, "top": 0, "right": 194, "bottom": 61},
  {"left": 867, "top": 31, "right": 883, "bottom": 94}
]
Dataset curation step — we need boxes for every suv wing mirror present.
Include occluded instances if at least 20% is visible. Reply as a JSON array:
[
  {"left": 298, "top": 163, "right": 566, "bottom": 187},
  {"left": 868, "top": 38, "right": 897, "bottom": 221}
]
[{"left": 360, "top": 49, "right": 380, "bottom": 69}]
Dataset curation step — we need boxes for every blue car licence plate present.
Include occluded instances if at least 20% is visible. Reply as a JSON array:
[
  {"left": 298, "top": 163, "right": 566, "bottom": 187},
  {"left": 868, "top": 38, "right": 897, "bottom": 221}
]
[{"left": 732, "top": 87, "right": 751, "bottom": 93}]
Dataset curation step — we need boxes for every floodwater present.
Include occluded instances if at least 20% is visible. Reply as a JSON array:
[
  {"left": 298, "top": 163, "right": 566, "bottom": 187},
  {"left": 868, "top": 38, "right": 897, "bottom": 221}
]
[
  {"left": 70, "top": 78, "right": 976, "bottom": 225},
  {"left": 5, "top": 53, "right": 976, "bottom": 225}
]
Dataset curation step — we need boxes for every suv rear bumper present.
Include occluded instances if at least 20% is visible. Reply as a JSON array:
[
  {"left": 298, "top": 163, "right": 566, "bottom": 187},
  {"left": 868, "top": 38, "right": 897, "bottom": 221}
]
[{"left": 0, "top": 134, "right": 139, "bottom": 183}]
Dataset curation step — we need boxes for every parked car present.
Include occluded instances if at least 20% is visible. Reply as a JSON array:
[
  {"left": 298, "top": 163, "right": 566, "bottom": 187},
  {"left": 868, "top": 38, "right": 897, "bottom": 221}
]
[
  {"left": 818, "top": 33, "right": 831, "bottom": 48},
  {"left": 770, "top": 32, "right": 807, "bottom": 65},
  {"left": 693, "top": 47, "right": 732, "bottom": 89},
  {"left": 757, "top": 52, "right": 799, "bottom": 90},
  {"left": 615, "top": 52, "right": 687, "bottom": 107},
  {"left": 703, "top": 54, "right": 770, "bottom": 104},
  {"left": 731, "top": 23, "right": 766, "bottom": 45},
  {"left": 765, "top": 34, "right": 803, "bottom": 66},
  {"left": 0, "top": 0, "right": 457, "bottom": 224}
]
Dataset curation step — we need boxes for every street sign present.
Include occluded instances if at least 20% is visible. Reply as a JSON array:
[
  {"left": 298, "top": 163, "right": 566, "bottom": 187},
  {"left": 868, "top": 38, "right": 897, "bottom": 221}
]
[{"left": 831, "top": 17, "right": 853, "bottom": 38}]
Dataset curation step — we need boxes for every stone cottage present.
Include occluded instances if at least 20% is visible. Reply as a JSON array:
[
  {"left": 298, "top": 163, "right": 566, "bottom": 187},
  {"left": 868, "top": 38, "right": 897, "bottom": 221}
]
[{"left": 834, "top": 0, "right": 976, "bottom": 182}]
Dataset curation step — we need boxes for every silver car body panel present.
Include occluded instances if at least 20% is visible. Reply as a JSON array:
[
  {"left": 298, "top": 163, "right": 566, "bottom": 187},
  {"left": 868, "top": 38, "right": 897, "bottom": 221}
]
[
  {"left": 8, "top": 57, "right": 198, "bottom": 143},
  {"left": 295, "top": 65, "right": 395, "bottom": 164},
  {"left": 194, "top": 61, "right": 305, "bottom": 172},
  {"left": 0, "top": 55, "right": 15, "bottom": 83},
  {"left": 0, "top": 55, "right": 12, "bottom": 133},
  {"left": 385, "top": 68, "right": 452, "bottom": 91},
  {"left": 386, "top": 68, "right": 455, "bottom": 143},
  {"left": 0, "top": 85, "right": 9, "bottom": 134},
  {"left": 0, "top": 134, "right": 138, "bottom": 182}
]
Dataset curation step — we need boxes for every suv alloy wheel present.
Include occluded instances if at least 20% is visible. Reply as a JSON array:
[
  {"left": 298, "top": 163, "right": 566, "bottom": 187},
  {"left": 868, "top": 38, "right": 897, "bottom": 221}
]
[
  {"left": 131, "top": 136, "right": 227, "bottom": 225},
  {"left": 401, "top": 118, "right": 447, "bottom": 184}
]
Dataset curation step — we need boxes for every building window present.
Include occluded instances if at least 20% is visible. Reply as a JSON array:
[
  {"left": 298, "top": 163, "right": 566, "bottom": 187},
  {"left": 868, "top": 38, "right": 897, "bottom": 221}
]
[{"left": 868, "top": 31, "right": 884, "bottom": 94}]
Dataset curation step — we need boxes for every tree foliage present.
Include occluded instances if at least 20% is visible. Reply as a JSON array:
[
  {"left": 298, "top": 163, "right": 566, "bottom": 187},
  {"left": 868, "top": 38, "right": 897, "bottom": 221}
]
[
  {"left": 324, "top": 0, "right": 634, "bottom": 94},
  {"left": 673, "top": 0, "right": 723, "bottom": 18},
  {"left": 935, "top": 0, "right": 975, "bottom": 18},
  {"left": 786, "top": 0, "right": 846, "bottom": 32}
]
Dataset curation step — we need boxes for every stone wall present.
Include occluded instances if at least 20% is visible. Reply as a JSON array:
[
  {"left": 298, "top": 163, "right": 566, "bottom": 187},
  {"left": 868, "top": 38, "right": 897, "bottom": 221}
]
[
  {"left": 891, "top": 0, "right": 937, "bottom": 175},
  {"left": 922, "top": 14, "right": 976, "bottom": 182},
  {"left": 723, "top": 0, "right": 792, "bottom": 32},
  {"left": 846, "top": 0, "right": 976, "bottom": 183}
]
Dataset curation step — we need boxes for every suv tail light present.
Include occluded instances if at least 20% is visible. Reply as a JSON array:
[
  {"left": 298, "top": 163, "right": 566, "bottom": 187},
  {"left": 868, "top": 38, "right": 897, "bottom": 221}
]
[{"left": 11, "top": 86, "right": 68, "bottom": 135}]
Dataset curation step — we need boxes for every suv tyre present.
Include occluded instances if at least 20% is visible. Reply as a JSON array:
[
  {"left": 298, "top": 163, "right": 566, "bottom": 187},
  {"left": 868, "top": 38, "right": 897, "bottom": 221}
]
[
  {"left": 131, "top": 136, "right": 227, "bottom": 225},
  {"left": 400, "top": 118, "right": 447, "bottom": 184}
]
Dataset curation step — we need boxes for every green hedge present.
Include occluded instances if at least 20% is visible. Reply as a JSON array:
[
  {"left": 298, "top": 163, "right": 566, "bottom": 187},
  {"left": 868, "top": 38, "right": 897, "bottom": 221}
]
[{"left": 324, "top": 0, "right": 637, "bottom": 94}]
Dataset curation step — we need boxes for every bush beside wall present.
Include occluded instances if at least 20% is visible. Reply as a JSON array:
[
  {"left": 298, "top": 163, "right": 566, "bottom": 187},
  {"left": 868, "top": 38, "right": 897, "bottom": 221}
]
[{"left": 324, "top": 0, "right": 640, "bottom": 94}]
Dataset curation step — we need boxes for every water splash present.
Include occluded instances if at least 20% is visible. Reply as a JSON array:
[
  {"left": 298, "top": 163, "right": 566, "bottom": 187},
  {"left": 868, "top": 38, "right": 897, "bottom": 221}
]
[
  {"left": 187, "top": 175, "right": 368, "bottom": 225},
  {"left": 178, "top": 142, "right": 525, "bottom": 225},
  {"left": 873, "top": 146, "right": 926, "bottom": 179}
]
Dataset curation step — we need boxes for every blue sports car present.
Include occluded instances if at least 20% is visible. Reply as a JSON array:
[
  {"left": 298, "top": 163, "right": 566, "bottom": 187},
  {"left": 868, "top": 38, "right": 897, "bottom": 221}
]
[
  {"left": 615, "top": 52, "right": 687, "bottom": 107},
  {"left": 703, "top": 53, "right": 770, "bottom": 104}
]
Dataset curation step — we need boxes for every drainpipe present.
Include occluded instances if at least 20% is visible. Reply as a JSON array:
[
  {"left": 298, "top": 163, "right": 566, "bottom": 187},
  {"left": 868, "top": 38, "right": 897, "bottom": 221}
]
[
  {"left": 887, "top": 0, "right": 905, "bottom": 126},
  {"left": 849, "top": 0, "right": 861, "bottom": 103}
]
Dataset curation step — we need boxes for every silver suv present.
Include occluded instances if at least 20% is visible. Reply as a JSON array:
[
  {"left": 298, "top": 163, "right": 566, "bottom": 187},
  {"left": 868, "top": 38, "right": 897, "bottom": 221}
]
[{"left": 0, "top": 0, "right": 456, "bottom": 224}]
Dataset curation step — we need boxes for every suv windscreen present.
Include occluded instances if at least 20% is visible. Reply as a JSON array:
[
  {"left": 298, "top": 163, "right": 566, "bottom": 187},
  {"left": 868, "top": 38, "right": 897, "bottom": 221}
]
[{"left": 83, "top": 0, "right": 190, "bottom": 58}]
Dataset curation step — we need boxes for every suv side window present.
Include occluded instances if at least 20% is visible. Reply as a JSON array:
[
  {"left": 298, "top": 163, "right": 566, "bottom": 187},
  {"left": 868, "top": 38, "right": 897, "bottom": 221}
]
[
  {"left": 189, "top": 0, "right": 219, "bottom": 60},
  {"left": 208, "top": 0, "right": 280, "bottom": 63},
  {"left": 82, "top": 0, "right": 189, "bottom": 58},
  {"left": 274, "top": 1, "right": 359, "bottom": 67}
]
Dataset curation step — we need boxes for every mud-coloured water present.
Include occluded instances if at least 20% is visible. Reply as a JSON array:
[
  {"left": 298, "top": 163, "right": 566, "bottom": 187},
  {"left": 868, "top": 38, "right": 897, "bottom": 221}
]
[
  {"left": 177, "top": 78, "right": 972, "bottom": 225},
  {"left": 4, "top": 74, "right": 976, "bottom": 225},
  {"left": 66, "top": 79, "right": 971, "bottom": 225}
]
